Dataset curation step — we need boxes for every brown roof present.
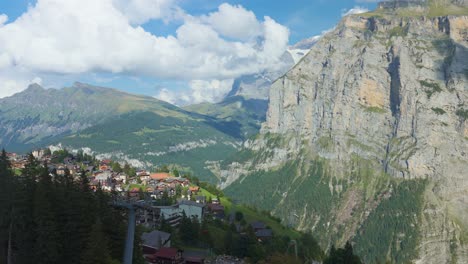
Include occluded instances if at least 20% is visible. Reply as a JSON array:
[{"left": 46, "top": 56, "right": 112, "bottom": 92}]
[
  {"left": 189, "top": 186, "right": 200, "bottom": 192},
  {"left": 150, "top": 173, "right": 171, "bottom": 180},
  {"left": 155, "top": 247, "right": 178, "bottom": 259}
]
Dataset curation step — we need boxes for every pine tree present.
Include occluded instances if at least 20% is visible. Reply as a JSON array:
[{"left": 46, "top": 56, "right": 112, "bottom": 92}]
[
  {"left": 0, "top": 149, "right": 14, "bottom": 263},
  {"left": 13, "top": 154, "right": 40, "bottom": 264},
  {"left": 33, "top": 165, "right": 60, "bottom": 264},
  {"left": 81, "top": 219, "right": 118, "bottom": 264}
]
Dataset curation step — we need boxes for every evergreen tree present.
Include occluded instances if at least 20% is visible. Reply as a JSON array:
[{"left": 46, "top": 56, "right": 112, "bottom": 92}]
[
  {"left": 81, "top": 219, "right": 118, "bottom": 264},
  {"left": 13, "top": 154, "right": 40, "bottom": 264},
  {"left": 0, "top": 149, "right": 14, "bottom": 263},
  {"left": 33, "top": 165, "right": 60, "bottom": 264}
]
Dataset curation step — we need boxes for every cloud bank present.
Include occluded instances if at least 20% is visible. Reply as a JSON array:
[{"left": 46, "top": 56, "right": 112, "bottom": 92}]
[{"left": 0, "top": 0, "right": 290, "bottom": 102}]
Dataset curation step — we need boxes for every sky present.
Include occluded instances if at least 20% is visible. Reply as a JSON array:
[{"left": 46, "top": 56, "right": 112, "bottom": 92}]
[{"left": 0, "top": 0, "right": 378, "bottom": 105}]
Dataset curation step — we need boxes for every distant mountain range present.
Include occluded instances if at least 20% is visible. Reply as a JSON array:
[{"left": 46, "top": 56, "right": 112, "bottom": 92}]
[{"left": 0, "top": 82, "right": 243, "bottom": 181}]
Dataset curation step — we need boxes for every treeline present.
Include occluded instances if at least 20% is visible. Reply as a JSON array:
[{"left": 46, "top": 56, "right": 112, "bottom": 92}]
[{"left": 0, "top": 150, "right": 143, "bottom": 264}]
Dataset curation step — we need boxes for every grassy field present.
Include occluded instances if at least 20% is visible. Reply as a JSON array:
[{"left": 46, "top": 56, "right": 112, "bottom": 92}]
[{"left": 199, "top": 188, "right": 300, "bottom": 239}]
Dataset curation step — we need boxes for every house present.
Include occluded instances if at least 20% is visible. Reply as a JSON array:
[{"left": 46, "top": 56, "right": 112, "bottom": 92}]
[
  {"left": 146, "top": 247, "right": 182, "bottom": 264},
  {"left": 151, "top": 172, "right": 171, "bottom": 181},
  {"left": 189, "top": 186, "right": 200, "bottom": 194},
  {"left": 178, "top": 200, "right": 205, "bottom": 220},
  {"left": 141, "top": 230, "right": 171, "bottom": 254},
  {"left": 99, "top": 164, "right": 110, "bottom": 171},
  {"left": 140, "top": 174, "right": 151, "bottom": 183},
  {"left": 207, "top": 204, "right": 225, "bottom": 219},
  {"left": 183, "top": 251, "right": 206, "bottom": 264},
  {"left": 158, "top": 206, "right": 182, "bottom": 226},
  {"left": 32, "top": 149, "right": 45, "bottom": 159},
  {"left": 211, "top": 198, "right": 220, "bottom": 204},
  {"left": 95, "top": 171, "right": 112, "bottom": 183},
  {"left": 255, "top": 229, "right": 273, "bottom": 241},
  {"left": 85, "top": 165, "right": 95, "bottom": 173},
  {"left": 115, "top": 173, "right": 128, "bottom": 183},
  {"left": 251, "top": 221, "right": 266, "bottom": 231},
  {"left": 174, "top": 177, "right": 190, "bottom": 186}
]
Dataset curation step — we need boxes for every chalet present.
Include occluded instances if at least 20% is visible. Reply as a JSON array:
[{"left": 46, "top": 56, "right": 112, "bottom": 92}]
[
  {"left": 85, "top": 165, "right": 95, "bottom": 173},
  {"left": 99, "top": 164, "right": 110, "bottom": 171},
  {"left": 140, "top": 174, "right": 151, "bottom": 183},
  {"left": 207, "top": 204, "right": 225, "bottom": 219},
  {"left": 32, "top": 149, "right": 45, "bottom": 159},
  {"left": 189, "top": 186, "right": 200, "bottom": 194},
  {"left": 146, "top": 247, "right": 182, "bottom": 264},
  {"left": 56, "top": 166, "right": 66, "bottom": 176},
  {"left": 251, "top": 221, "right": 266, "bottom": 231},
  {"left": 150, "top": 172, "right": 171, "bottom": 181},
  {"left": 141, "top": 230, "right": 171, "bottom": 254},
  {"left": 173, "top": 177, "right": 190, "bottom": 186},
  {"left": 137, "top": 170, "right": 150, "bottom": 176},
  {"left": 115, "top": 173, "right": 127, "bottom": 183},
  {"left": 95, "top": 171, "right": 112, "bottom": 183},
  {"left": 255, "top": 229, "right": 273, "bottom": 241}
]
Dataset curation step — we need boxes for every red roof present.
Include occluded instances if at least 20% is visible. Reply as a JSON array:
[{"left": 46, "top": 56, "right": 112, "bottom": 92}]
[
  {"left": 155, "top": 247, "right": 178, "bottom": 259},
  {"left": 150, "top": 173, "right": 171, "bottom": 180}
]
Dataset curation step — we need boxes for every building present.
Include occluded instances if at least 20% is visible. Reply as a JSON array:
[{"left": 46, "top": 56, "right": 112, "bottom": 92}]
[
  {"left": 141, "top": 230, "right": 171, "bottom": 254},
  {"left": 146, "top": 247, "right": 182, "bottom": 264},
  {"left": 178, "top": 200, "right": 205, "bottom": 220},
  {"left": 150, "top": 172, "right": 171, "bottom": 181}
]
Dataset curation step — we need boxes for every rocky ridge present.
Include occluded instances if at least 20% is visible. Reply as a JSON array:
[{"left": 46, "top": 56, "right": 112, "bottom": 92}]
[{"left": 220, "top": 7, "right": 468, "bottom": 264}]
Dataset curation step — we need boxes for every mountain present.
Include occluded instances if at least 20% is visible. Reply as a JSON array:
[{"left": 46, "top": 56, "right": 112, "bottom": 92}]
[
  {"left": 0, "top": 82, "right": 241, "bottom": 181},
  {"left": 219, "top": 2, "right": 468, "bottom": 263},
  {"left": 185, "top": 43, "right": 316, "bottom": 138}
]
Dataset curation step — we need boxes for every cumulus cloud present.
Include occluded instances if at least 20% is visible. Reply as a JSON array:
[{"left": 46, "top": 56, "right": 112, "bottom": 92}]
[
  {"left": 112, "top": 0, "right": 181, "bottom": 25},
  {"left": 0, "top": 14, "right": 7, "bottom": 26},
  {"left": 342, "top": 6, "right": 370, "bottom": 16},
  {"left": 155, "top": 79, "right": 234, "bottom": 106},
  {"left": 0, "top": 0, "right": 290, "bottom": 102},
  {"left": 200, "top": 3, "right": 262, "bottom": 40}
]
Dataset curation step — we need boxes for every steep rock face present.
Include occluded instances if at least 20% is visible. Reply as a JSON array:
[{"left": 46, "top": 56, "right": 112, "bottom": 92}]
[{"left": 221, "top": 14, "right": 468, "bottom": 264}]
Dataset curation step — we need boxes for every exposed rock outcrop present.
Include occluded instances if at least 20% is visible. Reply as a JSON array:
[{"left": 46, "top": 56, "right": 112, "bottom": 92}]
[{"left": 220, "top": 12, "right": 468, "bottom": 264}]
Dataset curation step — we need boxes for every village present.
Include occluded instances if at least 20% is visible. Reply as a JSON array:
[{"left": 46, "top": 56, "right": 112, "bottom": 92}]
[{"left": 6, "top": 149, "right": 278, "bottom": 264}]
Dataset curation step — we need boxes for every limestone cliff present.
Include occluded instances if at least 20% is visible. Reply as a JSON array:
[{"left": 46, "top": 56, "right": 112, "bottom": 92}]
[{"left": 220, "top": 10, "right": 468, "bottom": 264}]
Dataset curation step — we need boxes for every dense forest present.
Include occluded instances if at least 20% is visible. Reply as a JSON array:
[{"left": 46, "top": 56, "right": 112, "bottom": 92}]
[{"left": 0, "top": 150, "right": 144, "bottom": 264}]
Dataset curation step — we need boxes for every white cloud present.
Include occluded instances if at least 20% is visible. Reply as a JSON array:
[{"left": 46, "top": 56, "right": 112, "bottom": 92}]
[
  {"left": 155, "top": 79, "right": 234, "bottom": 106},
  {"left": 0, "top": 0, "right": 290, "bottom": 85},
  {"left": 0, "top": 14, "right": 7, "bottom": 26},
  {"left": 112, "top": 0, "right": 181, "bottom": 25},
  {"left": 200, "top": 3, "right": 262, "bottom": 40},
  {"left": 342, "top": 6, "right": 370, "bottom": 17}
]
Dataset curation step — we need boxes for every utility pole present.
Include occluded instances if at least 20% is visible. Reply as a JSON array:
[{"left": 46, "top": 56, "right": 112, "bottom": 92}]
[{"left": 112, "top": 200, "right": 136, "bottom": 264}]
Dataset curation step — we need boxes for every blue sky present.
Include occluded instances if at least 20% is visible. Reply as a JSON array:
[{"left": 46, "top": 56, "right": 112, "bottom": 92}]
[{"left": 0, "top": 0, "right": 377, "bottom": 105}]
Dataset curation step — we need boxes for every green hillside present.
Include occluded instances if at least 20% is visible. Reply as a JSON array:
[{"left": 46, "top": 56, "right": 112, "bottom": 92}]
[
  {"left": 0, "top": 83, "right": 243, "bottom": 182},
  {"left": 61, "top": 111, "right": 240, "bottom": 182},
  {"left": 184, "top": 96, "right": 268, "bottom": 138}
]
